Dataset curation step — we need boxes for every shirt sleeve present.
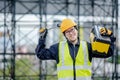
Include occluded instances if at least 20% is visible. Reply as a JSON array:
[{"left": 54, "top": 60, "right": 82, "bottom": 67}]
[{"left": 35, "top": 39, "right": 59, "bottom": 62}]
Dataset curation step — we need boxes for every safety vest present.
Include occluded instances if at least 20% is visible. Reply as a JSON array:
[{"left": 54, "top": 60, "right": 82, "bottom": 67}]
[{"left": 57, "top": 41, "right": 92, "bottom": 80}]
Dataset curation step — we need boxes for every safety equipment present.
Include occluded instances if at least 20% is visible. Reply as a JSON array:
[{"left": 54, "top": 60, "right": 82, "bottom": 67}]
[
  {"left": 39, "top": 28, "right": 47, "bottom": 39},
  {"left": 60, "top": 18, "right": 77, "bottom": 32},
  {"left": 57, "top": 41, "right": 92, "bottom": 80},
  {"left": 90, "top": 26, "right": 111, "bottom": 54}
]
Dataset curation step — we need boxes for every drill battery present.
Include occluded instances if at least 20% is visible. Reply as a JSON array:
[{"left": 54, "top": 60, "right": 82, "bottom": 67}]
[{"left": 90, "top": 26, "right": 111, "bottom": 54}]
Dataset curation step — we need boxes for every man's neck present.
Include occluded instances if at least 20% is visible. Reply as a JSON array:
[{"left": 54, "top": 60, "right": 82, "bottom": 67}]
[{"left": 71, "top": 39, "right": 78, "bottom": 45}]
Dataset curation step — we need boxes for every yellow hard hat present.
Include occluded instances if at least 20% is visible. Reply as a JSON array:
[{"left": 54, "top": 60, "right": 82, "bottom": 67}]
[{"left": 60, "top": 18, "right": 77, "bottom": 32}]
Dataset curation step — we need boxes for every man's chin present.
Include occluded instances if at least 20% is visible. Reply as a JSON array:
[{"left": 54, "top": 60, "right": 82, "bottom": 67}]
[{"left": 70, "top": 39, "right": 76, "bottom": 42}]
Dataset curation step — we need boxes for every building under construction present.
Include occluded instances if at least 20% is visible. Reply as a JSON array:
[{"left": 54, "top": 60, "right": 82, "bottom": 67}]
[{"left": 0, "top": 0, "right": 119, "bottom": 80}]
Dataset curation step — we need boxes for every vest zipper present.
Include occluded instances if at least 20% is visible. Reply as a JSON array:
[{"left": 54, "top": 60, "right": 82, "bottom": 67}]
[{"left": 73, "top": 44, "right": 76, "bottom": 80}]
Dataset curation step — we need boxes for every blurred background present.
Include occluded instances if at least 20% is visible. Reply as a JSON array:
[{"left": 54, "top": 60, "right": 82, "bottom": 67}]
[{"left": 0, "top": 0, "right": 119, "bottom": 80}]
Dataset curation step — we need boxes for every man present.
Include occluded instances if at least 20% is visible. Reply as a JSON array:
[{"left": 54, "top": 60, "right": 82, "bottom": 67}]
[{"left": 35, "top": 18, "right": 115, "bottom": 80}]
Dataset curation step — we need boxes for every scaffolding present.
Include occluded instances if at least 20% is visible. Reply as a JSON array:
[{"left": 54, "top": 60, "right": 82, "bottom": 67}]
[{"left": 0, "top": 0, "right": 119, "bottom": 80}]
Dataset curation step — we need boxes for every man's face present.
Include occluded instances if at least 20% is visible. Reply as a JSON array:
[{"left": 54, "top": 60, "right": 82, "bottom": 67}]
[{"left": 64, "top": 27, "right": 78, "bottom": 43}]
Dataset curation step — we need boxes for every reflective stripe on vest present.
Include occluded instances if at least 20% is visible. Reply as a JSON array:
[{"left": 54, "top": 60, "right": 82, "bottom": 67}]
[
  {"left": 59, "top": 76, "right": 91, "bottom": 80},
  {"left": 57, "top": 41, "right": 92, "bottom": 80}
]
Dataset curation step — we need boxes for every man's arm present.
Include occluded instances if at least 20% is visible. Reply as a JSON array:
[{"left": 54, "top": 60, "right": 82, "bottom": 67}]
[{"left": 35, "top": 38, "right": 59, "bottom": 61}]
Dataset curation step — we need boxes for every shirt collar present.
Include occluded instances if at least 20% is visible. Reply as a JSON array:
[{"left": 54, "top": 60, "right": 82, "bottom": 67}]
[{"left": 67, "top": 37, "right": 80, "bottom": 46}]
